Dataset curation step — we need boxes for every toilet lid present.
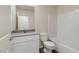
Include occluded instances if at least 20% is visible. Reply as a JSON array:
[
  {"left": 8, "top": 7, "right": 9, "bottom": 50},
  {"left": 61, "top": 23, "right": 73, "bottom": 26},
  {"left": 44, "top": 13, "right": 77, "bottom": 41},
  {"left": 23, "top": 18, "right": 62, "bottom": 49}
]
[{"left": 44, "top": 41, "right": 55, "bottom": 46}]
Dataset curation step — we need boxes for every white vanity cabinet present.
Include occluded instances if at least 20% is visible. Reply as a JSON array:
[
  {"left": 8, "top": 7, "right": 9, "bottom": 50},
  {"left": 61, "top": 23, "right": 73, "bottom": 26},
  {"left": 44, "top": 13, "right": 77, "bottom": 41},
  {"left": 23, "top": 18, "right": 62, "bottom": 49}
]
[{"left": 10, "top": 34, "right": 39, "bottom": 53}]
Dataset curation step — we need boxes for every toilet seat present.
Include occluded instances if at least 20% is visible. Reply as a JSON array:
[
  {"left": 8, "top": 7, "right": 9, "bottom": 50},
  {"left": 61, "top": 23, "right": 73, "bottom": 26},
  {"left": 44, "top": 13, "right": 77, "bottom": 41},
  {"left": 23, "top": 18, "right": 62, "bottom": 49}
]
[
  {"left": 44, "top": 41, "right": 55, "bottom": 46},
  {"left": 44, "top": 41, "right": 55, "bottom": 50}
]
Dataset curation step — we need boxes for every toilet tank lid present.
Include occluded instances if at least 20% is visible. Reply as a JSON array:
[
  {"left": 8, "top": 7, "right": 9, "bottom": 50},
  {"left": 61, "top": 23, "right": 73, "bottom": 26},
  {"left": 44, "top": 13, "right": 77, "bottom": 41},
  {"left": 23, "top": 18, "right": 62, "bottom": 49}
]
[
  {"left": 40, "top": 33, "right": 48, "bottom": 35},
  {"left": 49, "top": 37, "right": 56, "bottom": 41}
]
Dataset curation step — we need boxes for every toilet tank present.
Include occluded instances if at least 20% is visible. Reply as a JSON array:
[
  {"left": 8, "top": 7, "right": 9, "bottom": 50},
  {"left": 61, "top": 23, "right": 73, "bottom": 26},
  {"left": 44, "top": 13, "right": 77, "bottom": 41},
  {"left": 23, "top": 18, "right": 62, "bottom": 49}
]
[
  {"left": 49, "top": 37, "right": 56, "bottom": 41},
  {"left": 40, "top": 33, "right": 48, "bottom": 42}
]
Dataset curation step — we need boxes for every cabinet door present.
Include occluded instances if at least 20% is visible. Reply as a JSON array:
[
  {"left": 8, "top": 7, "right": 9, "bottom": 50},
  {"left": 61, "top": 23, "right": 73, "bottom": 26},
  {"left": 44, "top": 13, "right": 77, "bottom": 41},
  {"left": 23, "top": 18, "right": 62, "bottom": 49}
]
[{"left": 11, "top": 35, "right": 39, "bottom": 53}]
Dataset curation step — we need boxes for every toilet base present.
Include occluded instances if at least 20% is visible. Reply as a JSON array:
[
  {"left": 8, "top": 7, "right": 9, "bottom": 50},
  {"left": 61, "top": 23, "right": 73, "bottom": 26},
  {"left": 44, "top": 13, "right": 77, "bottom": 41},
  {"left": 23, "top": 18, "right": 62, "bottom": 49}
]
[{"left": 44, "top": 48, "right": 53, "bottom": 53}]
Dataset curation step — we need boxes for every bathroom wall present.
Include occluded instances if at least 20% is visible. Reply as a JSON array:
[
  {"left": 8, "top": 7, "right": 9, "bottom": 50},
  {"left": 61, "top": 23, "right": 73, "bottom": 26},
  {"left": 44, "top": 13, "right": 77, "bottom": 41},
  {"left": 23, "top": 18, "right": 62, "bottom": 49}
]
[
  {"left": 17, "top": 8, "right": 35, "bottom": 30},
  {"left": 56, "top": 6, "right": 79, "bottom": 52},
  {"left": 11, "top": 5, "right": 16, "bottom": 31},
  {"left": 0, "top": 5, "right": 11, "bottom": 38},
  {"left": 0, "top": 5, "right": 11, "bottom": 52},
  {"left": 35, "top": 5, "right": 57, "bottom": 34},
  {"left": 48, "top": 8, "right": 57, "bottom": 37}
]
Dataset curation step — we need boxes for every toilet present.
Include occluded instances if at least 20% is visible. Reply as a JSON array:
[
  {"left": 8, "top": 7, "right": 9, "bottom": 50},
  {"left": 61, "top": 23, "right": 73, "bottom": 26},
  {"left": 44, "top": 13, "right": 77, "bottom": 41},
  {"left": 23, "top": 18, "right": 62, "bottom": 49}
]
[{"left": 40, "top": 33, "right": 55, "bottom": 53}]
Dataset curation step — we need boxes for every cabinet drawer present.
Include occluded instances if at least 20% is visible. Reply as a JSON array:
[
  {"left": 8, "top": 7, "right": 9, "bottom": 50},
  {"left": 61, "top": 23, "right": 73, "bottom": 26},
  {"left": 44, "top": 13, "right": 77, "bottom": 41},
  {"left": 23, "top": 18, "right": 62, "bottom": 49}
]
[{"left": 11, "top": 35, "right": 39, "bottom": 44}]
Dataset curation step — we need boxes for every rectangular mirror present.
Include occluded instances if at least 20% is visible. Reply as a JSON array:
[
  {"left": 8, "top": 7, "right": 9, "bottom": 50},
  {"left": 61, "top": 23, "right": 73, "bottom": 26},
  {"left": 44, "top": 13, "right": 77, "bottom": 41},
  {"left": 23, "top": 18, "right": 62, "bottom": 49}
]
[{"left": 12, "top": 5, "right": 35, "bottom": 33}]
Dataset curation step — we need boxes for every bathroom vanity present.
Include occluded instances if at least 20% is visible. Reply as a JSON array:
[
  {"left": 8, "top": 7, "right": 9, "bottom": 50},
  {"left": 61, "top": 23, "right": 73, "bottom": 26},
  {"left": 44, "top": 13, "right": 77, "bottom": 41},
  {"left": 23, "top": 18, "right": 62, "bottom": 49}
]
[{"left": 10, "top": 32, "right": 40, "bottom": 53}]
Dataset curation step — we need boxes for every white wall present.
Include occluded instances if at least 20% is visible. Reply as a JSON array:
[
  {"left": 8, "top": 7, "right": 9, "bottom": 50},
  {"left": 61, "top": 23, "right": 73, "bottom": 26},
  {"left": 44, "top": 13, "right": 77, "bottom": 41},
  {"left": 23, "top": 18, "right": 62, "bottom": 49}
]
[
  {"left": 35, "top": 5, "right": 57, "bottom": 33},
  {"left": 17, "top": 9, "right": 35, "bottom": 30},
  {"left": 48, "top": 11, "right": 57, "bottom": 37},
  {"left": 56, "top": 6, "right": 79, "bottom": 52},
  {"left": 0, "top": 5, "right": 11, "bottom": 37},
  {"left": 0, "top": 5, "right": 11, "bottom": 52},
  {"left": 11, "top": 5, "right": 16, "bottom": 31}
]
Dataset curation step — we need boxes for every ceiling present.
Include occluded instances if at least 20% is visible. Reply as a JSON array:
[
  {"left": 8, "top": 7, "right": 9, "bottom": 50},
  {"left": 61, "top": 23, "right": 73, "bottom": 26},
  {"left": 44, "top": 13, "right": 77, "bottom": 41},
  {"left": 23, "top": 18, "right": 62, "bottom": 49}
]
[{"left": 16, "top": 5, "right": 34, "bottom": 11}]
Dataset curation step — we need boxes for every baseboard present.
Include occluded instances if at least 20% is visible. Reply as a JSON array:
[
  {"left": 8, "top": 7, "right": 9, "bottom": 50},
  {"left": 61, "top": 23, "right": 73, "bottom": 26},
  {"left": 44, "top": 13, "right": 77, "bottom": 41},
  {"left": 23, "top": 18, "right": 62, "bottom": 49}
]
[
  {"left": 52, "top": 40, "right": 79, "bottom": 53},
  {"left": 0, "top": 34, "right": 10, "bottom": 53}
]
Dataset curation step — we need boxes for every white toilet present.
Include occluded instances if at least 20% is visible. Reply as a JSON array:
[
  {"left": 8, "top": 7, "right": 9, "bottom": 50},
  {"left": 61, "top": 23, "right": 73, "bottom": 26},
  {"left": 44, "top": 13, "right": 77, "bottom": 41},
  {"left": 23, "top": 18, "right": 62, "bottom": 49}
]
[{"left": 40, "top": 33, "right": 55, "bottom": 53}]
